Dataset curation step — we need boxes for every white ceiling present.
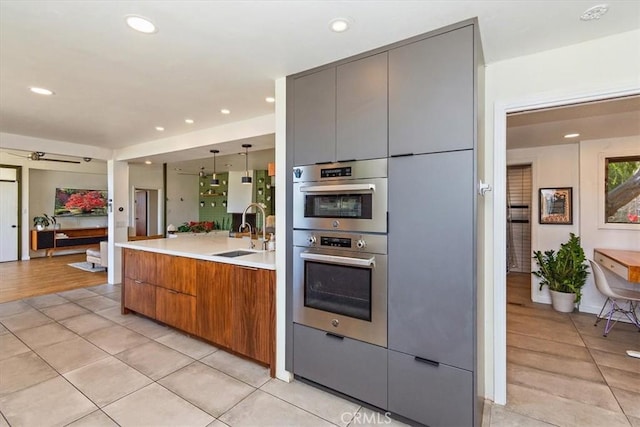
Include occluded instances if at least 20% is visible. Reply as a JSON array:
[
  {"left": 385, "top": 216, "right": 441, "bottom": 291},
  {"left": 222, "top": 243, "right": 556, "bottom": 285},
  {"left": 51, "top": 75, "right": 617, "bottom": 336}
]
[{"left": 1, "top": 0, "right": 639, "bottom": 157}]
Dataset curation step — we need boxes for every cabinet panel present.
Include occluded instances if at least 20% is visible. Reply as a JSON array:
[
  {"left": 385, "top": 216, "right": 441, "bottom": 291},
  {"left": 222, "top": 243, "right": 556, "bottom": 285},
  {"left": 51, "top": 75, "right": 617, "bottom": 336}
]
[
  {"left": 293, "top": 68, "right": 336, "bottom": 166},
  {"left": 232, "top": 266, "right": 274, "bottom": 364},
  {"left": 31, "top": 230, "right": 54, "bottom": 250},
  {"left": 389, "top": 26, "right": 473, "bottom": 155},
  {"left": 156, "top": 287, "right": 196, "bottom": 334},
  {"left": 388, "top": 349, "right": 472, "bottom": 427},
  {"left": 196, "top": 260, "right": 234, "bottom": 348},
  {"left": 156, "top": 254, "right": 196, "bottom": 295},
  {"left": 123, "top": 249, "right": 158, "bottom": 284},
  {"left": 123, "top": 277, "right": 156, "bottom": 318},
  {"left": 388, "top": 151, "right": 474, "bottom": 370},
  {"left": 293, "top": 323, "right": 387, "bottom": 409},
  {"left": 336, "top": 53, "right": 388, "bottom": 161}
]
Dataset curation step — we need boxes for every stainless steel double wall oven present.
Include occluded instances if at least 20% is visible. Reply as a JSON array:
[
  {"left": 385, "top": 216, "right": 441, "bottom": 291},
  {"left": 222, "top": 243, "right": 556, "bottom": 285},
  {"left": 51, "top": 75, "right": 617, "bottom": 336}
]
[{"left": 293, "top": 159, "right": 388, "bottom": 347}]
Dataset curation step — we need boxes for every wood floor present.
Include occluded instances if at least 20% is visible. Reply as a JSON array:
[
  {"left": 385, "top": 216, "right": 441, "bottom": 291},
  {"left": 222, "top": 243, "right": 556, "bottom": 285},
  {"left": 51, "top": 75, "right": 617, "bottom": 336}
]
[{"left": 0, "top": 253, "right": 108, "bottom": 303}]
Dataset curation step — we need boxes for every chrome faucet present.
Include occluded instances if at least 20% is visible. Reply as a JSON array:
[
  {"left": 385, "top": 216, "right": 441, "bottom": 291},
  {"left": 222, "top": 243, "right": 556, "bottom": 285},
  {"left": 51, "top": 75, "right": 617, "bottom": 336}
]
[{"left": 240, "top": 203, "right": 267, "bottom": 250}]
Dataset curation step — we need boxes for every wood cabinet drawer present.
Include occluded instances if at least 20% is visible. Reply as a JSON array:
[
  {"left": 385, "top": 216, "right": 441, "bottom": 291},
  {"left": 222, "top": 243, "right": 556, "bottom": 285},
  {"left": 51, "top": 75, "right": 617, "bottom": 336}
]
[
  {"left": 156, "top": 287, "right": 196, "bottom": 334},
  {"left": 123, "top": 277, "right": 156, "bottom": 318},
  {"left": 388, "top": 349, "right": 473, "bottom": 427},
  {"left": 124, "top": 249, "right": 158, "bottom": 283},
  {"left": 156, "top": 254, "right": 197, "bottom": 295},
  {"left": 293, "top": 323, "right": 387, "bottom": 409},
  {"left": 595, "top": 253, "right": 629, "bottom": 280}
]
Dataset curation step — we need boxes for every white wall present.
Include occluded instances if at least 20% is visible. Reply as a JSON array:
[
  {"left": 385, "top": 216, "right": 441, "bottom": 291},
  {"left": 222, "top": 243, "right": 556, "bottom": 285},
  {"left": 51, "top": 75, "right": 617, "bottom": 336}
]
[
  {"left": 166, "top": 169, "right": 198, "bottom": 227},
  {"left": 579, "top": 135, "right": 640, "bottom": 313},
  {"left": 29, "top": 169, "right": 108, "bottom": 257},
  {"left": 507, "top": 144, "right": 580, "bottom": 304},
  {"left": 129, "top": 164, "right": 164, "bottom": 235},
  {"left": 483, "top": 29, "right": 640, "bottom": 402}
]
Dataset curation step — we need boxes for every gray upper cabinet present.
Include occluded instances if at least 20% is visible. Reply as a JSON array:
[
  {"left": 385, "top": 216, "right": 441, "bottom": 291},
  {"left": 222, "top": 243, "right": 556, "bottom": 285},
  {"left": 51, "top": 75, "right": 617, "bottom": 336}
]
[
  {"left": 293, "top": 67, "right": 336, "bottom": 166},
  {"left": 389, "top": 26, "right": 473, "bottom": 156},
  {"left": 336, "top": 52, "right": 388, "bottom": 162},
  {"left": 388, "top": 150, "right": 474, "bottom": 371}
]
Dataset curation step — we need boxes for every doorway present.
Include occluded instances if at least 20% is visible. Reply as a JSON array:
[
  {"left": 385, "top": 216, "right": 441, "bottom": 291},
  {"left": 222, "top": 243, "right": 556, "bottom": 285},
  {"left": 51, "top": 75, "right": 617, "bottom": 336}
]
[
  {"left": 506, "top": 165, "right": 532, "bottom": 274},
  {"left": 0, "top": 166, "right": 20, "bottom": 262},
  {"left": 133, "top": 188, "right": 160, "bottom": 237}
]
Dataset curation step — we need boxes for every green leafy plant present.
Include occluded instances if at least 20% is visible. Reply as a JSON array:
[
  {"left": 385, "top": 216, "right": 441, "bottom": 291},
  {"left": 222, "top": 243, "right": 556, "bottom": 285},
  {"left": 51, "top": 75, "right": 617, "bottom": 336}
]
[
  {"left": 33, "top": 213, "right": 57, "bottom": 229},
  {"left": 532, "top": 233, "right": 589, "bottom": 304}
]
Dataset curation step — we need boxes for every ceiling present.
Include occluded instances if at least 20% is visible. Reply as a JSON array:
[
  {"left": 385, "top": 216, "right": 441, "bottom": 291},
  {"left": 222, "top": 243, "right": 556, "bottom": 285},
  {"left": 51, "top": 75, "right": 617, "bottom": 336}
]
[
  {"left": 507, "top": 95, "right": 640, "bottom": 150},
  {"left": 1, "top": 1, "right": 639, "bottom": 157}
]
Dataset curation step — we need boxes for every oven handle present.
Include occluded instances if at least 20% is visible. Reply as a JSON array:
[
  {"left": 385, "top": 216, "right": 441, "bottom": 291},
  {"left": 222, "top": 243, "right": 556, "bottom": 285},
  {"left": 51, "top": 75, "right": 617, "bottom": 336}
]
[
  {"left": 299, "top": 184, "right": 375, "bottom": 193},
  {"left": 300, "top": 251, "right": 375, "bottom": 267}
]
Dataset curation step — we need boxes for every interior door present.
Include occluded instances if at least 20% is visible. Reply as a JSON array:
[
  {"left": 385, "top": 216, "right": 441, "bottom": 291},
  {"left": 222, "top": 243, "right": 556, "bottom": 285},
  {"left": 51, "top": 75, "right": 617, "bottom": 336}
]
[
  {"left": 135, "top": 190, "right": 148, "bottom": 236},
  {"left": 0, "top": 180, "right": 19, "bottom": 262}
]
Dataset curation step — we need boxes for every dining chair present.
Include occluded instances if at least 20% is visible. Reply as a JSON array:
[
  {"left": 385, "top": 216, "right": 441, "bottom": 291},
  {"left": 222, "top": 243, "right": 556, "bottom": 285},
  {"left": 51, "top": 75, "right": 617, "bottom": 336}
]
[{"left": 588, "top": 259, "right": 640, "bottom": 337}]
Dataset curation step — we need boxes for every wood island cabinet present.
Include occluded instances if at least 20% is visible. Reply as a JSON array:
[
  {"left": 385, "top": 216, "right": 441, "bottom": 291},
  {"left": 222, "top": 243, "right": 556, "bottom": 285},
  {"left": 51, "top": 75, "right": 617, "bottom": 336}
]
[
  {"left": 196, "top": 260, "right": 233, "bottom": 348},
  {"left": 122, "top": 248, "right": 276, "bottom": 375},
  {"left": 232, "top": 265, "right": 275, "bottom": 365}
]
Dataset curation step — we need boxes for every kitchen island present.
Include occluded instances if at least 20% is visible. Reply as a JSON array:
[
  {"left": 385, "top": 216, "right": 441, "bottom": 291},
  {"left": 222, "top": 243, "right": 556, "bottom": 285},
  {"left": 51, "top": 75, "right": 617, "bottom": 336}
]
[{"left": 117, "top": 234, "right": 276, "bottom": 375}]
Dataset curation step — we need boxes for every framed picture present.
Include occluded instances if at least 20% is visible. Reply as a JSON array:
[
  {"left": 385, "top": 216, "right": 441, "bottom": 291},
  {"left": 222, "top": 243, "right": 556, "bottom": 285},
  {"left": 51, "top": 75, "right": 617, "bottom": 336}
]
[{"left": 539, "top": 187, "right": 573, "bottom": 225}]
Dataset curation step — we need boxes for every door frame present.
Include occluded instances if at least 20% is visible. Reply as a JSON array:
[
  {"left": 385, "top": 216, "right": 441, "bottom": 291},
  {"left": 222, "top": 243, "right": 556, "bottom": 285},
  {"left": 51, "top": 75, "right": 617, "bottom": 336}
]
[
  {"left": 491, "top": 86, "right": 640, "bottom": 405},
  {"left": 0, "top": 165, "right": 22, "bottom": 261}
]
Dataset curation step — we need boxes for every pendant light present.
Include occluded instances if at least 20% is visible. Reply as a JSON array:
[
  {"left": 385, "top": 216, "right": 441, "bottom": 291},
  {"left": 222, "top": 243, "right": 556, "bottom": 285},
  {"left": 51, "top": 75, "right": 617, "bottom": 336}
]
[
  {"left": 209, "top": 149, "right": 220, "bottom": 186},
  {"left": 241, "top": 144, "right": 252, "bottom": 184}
]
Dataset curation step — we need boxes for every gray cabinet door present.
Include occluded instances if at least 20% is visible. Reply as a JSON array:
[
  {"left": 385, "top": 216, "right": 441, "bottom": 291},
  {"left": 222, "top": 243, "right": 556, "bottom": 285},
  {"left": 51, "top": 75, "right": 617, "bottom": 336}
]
[
  {"left": 293, "top": 323, "right": 388, "bottom": 409},
  {"left": 388, "top": 151, "right": 474, "bottom": 371},
  {"left": 389, "top": 26, "right": 473, "bottom": 156},
  {"left": 292, "top": 68, "right": 336, "bottom": 166},
  {"left": 336, "top": 52, "right": 388, "bottom": 161},
  {"left": 388, "top": 349, "right": 473, "bottom": 427}
]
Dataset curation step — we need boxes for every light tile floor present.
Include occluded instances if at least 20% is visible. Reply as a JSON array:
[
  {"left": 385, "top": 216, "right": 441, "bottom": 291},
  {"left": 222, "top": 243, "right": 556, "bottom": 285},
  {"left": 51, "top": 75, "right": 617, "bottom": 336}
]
[
  {"left": 0, "top": 284, "right": 407, "bottom": 427},
  {"left": 2, "top": 278, "right": 638, "bottom": 426},
  {"left": 483, "top": 273, "right": 640, "bottom": 427}
]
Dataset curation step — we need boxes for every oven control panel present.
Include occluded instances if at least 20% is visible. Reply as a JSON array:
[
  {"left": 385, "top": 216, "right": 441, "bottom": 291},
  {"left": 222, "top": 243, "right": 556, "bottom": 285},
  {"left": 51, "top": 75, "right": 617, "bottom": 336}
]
[
  {"left": 320, "top": 236, "right": 351, "bottom": 248},
  {"left": 293, "top": 230, "right": 386, "bottom": 254}
]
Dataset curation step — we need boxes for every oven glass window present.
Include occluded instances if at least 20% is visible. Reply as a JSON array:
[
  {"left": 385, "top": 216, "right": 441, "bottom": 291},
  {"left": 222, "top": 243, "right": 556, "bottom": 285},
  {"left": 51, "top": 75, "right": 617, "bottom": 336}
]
[
  {"left": 304, "top": 261, "right": 372, "bottom": 321},
  {"left": 304, "top": 194, "right": 373, "bottom": 219}
]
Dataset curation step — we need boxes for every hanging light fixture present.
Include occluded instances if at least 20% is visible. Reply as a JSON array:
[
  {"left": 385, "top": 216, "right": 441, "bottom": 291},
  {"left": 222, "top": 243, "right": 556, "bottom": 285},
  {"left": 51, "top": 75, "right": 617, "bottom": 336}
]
[
  {"left": 241, "top": 144, "right": 252, "bottom": 184},
  {"left": 209, "top": 149, "right": 220, "bottom": 186}
]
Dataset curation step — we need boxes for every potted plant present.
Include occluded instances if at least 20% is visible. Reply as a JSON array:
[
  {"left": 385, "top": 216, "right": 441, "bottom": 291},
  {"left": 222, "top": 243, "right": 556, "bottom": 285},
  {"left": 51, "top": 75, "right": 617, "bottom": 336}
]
[
  {"left": 33, "top": 214, "right": 50, "bottom": 231},
  {"left": 532, "top": 233, "right": 589, "bottom": 313},
  {"left": 33, "top": 213, "right": 57, "bottom": 231}
]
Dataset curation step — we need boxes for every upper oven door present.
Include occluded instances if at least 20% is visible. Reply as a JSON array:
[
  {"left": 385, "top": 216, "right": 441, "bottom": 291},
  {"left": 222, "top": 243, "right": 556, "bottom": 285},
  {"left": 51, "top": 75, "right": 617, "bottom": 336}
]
[{"left": 293, "top": 178, "right": 388, "bottom": 233}]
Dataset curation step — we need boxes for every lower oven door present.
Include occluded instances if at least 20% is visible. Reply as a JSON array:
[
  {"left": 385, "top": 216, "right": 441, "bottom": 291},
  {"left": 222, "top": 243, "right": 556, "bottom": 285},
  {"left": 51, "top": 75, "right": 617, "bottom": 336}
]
[{"left": 293, "top": 246, "right": 387, "bottom": 347}]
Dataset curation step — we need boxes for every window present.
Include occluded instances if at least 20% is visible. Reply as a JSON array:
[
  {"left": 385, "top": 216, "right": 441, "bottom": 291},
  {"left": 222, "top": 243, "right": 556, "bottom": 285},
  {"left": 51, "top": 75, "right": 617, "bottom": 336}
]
[{"left": 605, "top": 155, "right": 640, "bottom": 224}]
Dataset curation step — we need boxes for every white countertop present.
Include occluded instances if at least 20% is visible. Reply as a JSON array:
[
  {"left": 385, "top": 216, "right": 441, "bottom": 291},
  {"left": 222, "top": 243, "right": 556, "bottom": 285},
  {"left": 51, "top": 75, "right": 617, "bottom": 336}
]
[{"left": 116, "top": 233, "right": 276, "bottom": 270}]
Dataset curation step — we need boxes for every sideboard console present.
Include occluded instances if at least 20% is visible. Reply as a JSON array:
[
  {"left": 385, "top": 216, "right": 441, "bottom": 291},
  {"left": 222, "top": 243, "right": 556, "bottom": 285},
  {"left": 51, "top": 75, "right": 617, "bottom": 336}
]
[{"left": 31, "top": 227, "right": 108, "bottom": 257}]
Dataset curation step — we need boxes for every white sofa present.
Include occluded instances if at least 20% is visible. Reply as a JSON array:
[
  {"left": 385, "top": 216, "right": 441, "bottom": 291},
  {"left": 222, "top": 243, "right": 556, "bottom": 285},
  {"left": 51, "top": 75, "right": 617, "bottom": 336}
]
[{"left": 86, "top": 241, "right": 108, "bottom": 269}]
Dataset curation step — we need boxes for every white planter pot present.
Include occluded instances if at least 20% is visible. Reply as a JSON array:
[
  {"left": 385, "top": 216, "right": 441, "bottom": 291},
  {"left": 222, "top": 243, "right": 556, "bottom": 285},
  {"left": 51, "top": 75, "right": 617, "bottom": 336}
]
[
  {"left": 35, "top": 224, "right": 45, "bottom": 231},
  {"left": 550, "top": 290, "right": 576, "bottom": 313}
]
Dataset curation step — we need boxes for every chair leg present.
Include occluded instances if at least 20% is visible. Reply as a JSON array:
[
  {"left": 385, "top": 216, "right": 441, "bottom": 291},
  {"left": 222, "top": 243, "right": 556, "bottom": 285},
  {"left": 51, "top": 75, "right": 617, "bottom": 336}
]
[{"left": 594, "top": 298, "right": 611, "bottom": 326}]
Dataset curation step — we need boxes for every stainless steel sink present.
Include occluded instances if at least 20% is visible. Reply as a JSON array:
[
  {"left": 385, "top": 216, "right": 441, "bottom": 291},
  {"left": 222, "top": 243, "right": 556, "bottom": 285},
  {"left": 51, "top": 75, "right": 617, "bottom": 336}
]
[{"left": 214, "top": 250, "right": 256, "bottom": 258}]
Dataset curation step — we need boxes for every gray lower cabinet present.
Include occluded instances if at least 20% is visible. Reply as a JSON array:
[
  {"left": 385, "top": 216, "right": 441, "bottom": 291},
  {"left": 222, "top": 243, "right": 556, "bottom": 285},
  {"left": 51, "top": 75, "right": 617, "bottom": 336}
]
[
  {"left": 388, "top": 350, "right": 473, "bottom": 427},
  {"left": 389, "top": 25, "right": 473, "bottom": 156},
  {"left": 388, "top": 151, "right": 474, "bottom": 371},
  {"left": 293, "top": 323, "right": 387, "bottom": 409},
  {"left": 336, "top": 52, "right": 388, "bottom": 161},
  {"left": 293, "top": 67, "right": 336, "bottom": 166}
]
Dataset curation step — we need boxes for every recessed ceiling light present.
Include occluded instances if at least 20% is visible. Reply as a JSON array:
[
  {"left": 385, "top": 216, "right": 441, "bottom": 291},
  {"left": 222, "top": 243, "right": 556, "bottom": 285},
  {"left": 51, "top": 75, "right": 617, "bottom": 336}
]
[
  {"left": 29, "top": 87, "right": 54, "bottom": 96},
  {"left": 220, "top": 109, "right": 231, "bottom": 115},
  {"left": 265, "top": 97, "right": 275, "bottom": 103},
  {"left": 125, "top": 15, "right": 157, "bottom": 34},
  {"left": 564, "top": 133, "right": 580, "bottom": 138},
  {"left": 329, "top": 18, "right": 352, "bottom": 33},
  {"left": 185, "top": 118, "right": 194, "bottom": 124},
  {"left": 580, "top": 4, "right": 609, "bottom": 21},
  {"left": 145, "top": 160, "right": 152, "bottom": 165},
  {"left": 155, "top": 126, "right": 165, "bottom": 131}
]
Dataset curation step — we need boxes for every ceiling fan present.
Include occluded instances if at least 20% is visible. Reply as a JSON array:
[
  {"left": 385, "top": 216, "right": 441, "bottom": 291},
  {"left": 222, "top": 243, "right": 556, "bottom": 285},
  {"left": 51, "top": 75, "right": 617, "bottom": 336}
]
[{"left": 26, "top": 151, "right": 81, "bottom": 164}]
